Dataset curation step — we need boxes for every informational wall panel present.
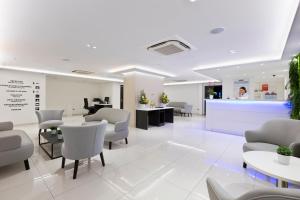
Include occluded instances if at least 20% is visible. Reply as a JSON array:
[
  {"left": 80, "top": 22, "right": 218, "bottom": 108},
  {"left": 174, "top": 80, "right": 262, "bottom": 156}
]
[{"left": 0, "top": 69, "right": 45, "bottom": 124}]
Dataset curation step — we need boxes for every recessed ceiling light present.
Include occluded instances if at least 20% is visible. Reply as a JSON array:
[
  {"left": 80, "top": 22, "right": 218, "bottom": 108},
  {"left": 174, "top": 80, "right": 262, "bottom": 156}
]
[
  {"left": 210, "top": 27, "right": 225, "bottom": 34},
  {"left": 262, "top": 72, "right": 265, "bottom": 74},
  {"left": 216, "top": 68, "right": 220, "bottom": 71},
  {"left": 86, "top": 43, "right": 97, "bottom": 49},
  {"left": 189, "top": 0, "right": 197, "bottom": 2},
  {"left": 260, "top": 63, "right": 264, "bottom": 66},
  {"left": 229, "top": 50, "right": 238, "bottom": 54}
]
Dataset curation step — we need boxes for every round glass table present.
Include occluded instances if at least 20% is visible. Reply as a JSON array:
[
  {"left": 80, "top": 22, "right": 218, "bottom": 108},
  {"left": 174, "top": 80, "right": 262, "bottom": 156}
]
[{"left": 243, "top": 151, "right": 300, "bottom": 188}]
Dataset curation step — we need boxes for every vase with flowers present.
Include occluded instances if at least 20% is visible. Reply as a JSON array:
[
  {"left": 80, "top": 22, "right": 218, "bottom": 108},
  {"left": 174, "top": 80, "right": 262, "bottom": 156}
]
[
  {"left": 160, "top": 92, "right": 170, "bottom": 107},
  {"left": 139, "top": 90, "right": 149, "bottom": 108}
]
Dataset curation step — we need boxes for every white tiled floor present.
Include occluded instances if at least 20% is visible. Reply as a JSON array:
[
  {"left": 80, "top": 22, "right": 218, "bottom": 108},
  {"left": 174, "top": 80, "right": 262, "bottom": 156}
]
[{"left": 0, "top": 115, "right": 280, "bottom": 200}]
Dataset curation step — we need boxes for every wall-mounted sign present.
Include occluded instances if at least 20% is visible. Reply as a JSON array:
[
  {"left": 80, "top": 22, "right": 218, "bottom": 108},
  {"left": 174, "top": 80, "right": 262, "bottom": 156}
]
[{"left": 0, "top": 70, "right": 45, "bottom": 124}]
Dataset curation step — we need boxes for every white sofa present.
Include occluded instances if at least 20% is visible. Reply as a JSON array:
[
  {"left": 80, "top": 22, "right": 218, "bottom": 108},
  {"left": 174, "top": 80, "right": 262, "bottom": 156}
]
[{"left": 0, "top": 122, "right": 34, "bottom": 170}]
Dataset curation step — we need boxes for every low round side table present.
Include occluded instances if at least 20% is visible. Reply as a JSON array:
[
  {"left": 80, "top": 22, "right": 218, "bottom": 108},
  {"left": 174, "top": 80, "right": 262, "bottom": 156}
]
[{"left": 243, "top": 151, "right": 300, "bottom": 188}]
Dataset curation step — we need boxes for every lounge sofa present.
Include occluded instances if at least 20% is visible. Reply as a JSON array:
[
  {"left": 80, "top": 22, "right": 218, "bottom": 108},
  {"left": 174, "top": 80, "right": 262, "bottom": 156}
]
[
  {"left": 243, "top": 119, "right": 300, "bottom": 168},
  {"left": 167, "top": 102, "right": 193, "bottom": 117},
  {"left": 85, "top": 108, "right": 130, "bottom": 150},
  {"left": 0, "top": 121, "right": 34, "bottom": 170}
]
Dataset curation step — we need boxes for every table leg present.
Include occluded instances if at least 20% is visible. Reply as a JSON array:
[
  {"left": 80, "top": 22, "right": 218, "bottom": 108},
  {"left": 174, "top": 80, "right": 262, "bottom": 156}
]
[
  {"left": 51, "top": 144, "right": 54, "bottom": 159},
  {"left": 277, "top": 179, "right": 288, "bottom": 188}
]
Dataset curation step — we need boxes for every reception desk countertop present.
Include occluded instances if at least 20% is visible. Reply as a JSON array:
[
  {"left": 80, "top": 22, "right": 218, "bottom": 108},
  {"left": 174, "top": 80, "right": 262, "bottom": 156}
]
[{"left": 205, "top": 99, "right": 290, "bottom": 136}]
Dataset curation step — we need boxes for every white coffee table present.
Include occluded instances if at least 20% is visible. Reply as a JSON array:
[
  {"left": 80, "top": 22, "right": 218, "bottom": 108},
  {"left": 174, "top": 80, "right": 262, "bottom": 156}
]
[{"left": 243, "top": 151, "right": 300, "bottom": 187}]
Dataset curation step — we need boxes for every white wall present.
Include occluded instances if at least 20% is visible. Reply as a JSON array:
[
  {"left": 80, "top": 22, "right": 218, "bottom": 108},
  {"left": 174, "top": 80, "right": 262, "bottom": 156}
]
[
  {"left": 164, "top": 84, "right": 203, "bottom": 114},
  {"left": 46, "top": 76, "right": 120, "bottom": 116},
  {"left": 0, "top": 69, "right": 46, "bottom": 124},
  {"left": 97, "top": 82, "right": 121, "bottom": 109},
  {"left": 124, "top": 72, "right": 164, "bottom": 126},
  {"left": 222, "top": 77, "right": 287, "bottom": 100}
]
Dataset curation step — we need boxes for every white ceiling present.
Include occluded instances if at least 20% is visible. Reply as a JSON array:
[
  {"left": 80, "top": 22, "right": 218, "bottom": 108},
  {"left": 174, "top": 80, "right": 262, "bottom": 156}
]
[{"left": 0, "top": 0, "right": 299, "bottom": 82}]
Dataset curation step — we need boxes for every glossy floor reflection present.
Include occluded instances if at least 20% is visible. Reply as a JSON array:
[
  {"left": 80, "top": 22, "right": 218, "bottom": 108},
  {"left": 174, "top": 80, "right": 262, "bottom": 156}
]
[{"left": 0, "top": 115, "right": 279, "bottom": 200}]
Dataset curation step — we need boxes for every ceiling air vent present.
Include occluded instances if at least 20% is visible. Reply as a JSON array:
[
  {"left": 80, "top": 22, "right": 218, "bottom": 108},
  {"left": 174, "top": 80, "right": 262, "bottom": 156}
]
[
  {"left": 174, "top": 79, "right": 187, "bottom": 82},
  {"left": 147, "top": 40, "right": 191, "bottom": 55},
  {"left": 72, "top": 70, "right": 94, "bottom": 75}
]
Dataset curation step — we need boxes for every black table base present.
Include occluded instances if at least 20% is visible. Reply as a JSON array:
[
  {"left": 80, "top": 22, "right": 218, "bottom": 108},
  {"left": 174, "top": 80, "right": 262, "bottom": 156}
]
[
  {"left": 136, "top": 108, "right": 174, "bottom": 130},
  {"left": 39, "top": 131, "right": 63, "bottom": 159}
]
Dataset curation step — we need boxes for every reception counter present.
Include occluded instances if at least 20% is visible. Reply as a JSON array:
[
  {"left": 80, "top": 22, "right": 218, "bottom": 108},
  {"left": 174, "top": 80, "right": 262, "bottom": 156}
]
[
  {"left": 205, "top": 100, "right": 290, "bottom": 136},
  {"left": 136, "top": 107, "right": 174, "bottom": 130}
]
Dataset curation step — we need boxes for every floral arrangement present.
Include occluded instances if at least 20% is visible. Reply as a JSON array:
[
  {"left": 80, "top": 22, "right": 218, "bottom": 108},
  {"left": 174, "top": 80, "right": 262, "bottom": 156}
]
[
  {"left": 139, "top": 90, "right": 149, "bottom": 104},
  {"left": 160, "top": 92, "right": 170, "bottom": 104}
]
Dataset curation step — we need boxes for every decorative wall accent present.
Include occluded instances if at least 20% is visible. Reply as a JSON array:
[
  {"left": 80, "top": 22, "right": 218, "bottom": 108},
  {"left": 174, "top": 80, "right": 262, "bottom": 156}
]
[
  {"left": 0, "top": 69, "right": 45, "bottom": 124},
  {"left": 289, "top": 53, "right": 300, "bottom": 119}
]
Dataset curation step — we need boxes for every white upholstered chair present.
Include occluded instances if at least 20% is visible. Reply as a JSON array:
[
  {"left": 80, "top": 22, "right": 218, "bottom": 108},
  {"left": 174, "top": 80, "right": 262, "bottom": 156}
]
[{"left": 60, "top": 120, "right": 107, "bottom": 179}]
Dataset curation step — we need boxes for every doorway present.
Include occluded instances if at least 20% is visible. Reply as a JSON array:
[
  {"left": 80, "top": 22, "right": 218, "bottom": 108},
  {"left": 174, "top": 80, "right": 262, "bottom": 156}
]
[{"left": 120, "top": 85, "right": 124, "bottom": 109}]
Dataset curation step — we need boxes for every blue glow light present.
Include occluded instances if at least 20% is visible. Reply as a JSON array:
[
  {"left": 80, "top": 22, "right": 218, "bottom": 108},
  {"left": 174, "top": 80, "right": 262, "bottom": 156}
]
[{"left": 206, "top": 99, "right": 289, "bottom": 105}]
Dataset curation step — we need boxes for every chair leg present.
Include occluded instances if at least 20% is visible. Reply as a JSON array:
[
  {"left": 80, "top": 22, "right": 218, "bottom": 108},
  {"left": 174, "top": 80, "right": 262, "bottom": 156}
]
[
  {"left": 73, "top": 160, "right": 79, "bottom": 179},
  {"left": 61, "top": 157, "right": 65, "bottom": 168},
  {"left": 100, "top": 152, "right": 105, "bottom": 167},
  {"left": 24, "top": 159, "right": 30, "bottom": 170},
  {"left": 191, "top": 113, "right": 192, "bottom": 117},
  {"left": 125, "top": 138, "right": 128, "bottom": 144},
  {"left": 109, "top": 142, "right": 112, "bottom": 150},
  {"left": 243, "top": 162, "right": 247, "bottom": 168}
]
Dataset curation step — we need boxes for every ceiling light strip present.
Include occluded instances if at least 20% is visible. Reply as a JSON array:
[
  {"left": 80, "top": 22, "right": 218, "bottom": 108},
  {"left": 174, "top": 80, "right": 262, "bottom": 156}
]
[
  {"left": 192, "top": 56, "right": 280, "bottom": 71},
  {"left": 0, "top": 65, "right": 123, "bottom": 82},
  {"left": 109, "top": 65, "right": 176, "bottom": 78}
]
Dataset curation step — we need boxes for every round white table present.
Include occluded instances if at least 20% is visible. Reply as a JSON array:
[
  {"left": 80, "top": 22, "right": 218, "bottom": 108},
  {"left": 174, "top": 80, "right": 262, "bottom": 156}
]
[{"left": 243, "top": 151, "right": 300, "bottom": 188}]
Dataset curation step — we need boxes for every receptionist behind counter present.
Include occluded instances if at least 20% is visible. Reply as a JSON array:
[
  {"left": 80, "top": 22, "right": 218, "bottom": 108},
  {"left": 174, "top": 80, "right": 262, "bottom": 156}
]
[{"left": 238, "top": 87, "right": 249, "bottom": 100}]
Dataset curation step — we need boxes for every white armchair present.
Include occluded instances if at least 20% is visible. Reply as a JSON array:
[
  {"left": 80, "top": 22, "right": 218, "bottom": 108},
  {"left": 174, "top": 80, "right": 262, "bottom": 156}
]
[
  {"left": 206, "top": 177, "right": 300, "bottom": 200},
  {"left": 35, "top": 110, "right": 64, "bottom": 144},
  {"left": 60, "top": 120, "right": 107, "bottom": 179},
  {"left": 85, "top": 108, "right": 130, "bottom": 150},
  {"left": 243, "top": 119, "right": 300, "bottom": 168}
]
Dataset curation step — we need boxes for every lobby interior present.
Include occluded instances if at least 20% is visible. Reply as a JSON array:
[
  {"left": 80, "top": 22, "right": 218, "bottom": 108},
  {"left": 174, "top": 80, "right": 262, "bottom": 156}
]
[{"left": 1, "top": 1, "right": 300, "bottom": 200}]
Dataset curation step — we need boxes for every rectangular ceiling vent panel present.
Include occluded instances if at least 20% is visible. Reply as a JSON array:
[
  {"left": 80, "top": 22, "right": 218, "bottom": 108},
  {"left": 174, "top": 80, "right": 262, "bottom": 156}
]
[
  {"left": 147, "top": 40, "right": 191, "bottom": 55},
  {"left": 72, "top": 70, "right": 94, "bottom": 75}
]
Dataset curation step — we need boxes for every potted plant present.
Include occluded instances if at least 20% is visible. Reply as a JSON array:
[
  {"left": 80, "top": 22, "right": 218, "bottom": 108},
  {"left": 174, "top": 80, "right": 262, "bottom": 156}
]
[
  {"left": 139, "top": 90, "right": 149, "bottom": 108},
  {"left": 160, "top": 92, "right": 169, "bottom": 107},
  {"left": 277, "top": 146, "right": 293, "bottom": 165},
  {"left": 208, "top": 88, "right": 216, "bottom": 99}
]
